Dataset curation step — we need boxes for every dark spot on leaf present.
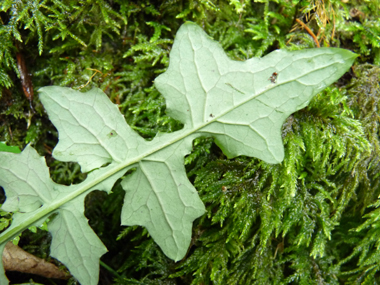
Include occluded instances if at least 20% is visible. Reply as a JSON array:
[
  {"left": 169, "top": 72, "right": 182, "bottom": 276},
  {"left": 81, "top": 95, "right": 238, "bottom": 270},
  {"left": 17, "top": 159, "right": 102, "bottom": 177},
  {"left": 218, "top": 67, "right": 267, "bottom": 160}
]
[
  {"left": 107, "top": 130, "right": 117, "bottom": 138},
  {"left": 269, "top": 72, "right": 278, "bottom": 84}
]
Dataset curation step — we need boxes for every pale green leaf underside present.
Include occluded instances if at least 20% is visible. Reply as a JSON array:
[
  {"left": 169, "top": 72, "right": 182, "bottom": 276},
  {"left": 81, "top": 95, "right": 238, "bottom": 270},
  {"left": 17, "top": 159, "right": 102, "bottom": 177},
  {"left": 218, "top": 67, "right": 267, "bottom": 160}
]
[
  {"left": 0, "top": 22, "right": 356, "bottom": 284},
  {"left": 0, "top": 146, "right": 111, "bottom": 285},
  {"left": 39, "top": 87, "right": 146, "bottom": 173},
  {"left": 155, "top": 22, "right": 356, "bottom": 163}
]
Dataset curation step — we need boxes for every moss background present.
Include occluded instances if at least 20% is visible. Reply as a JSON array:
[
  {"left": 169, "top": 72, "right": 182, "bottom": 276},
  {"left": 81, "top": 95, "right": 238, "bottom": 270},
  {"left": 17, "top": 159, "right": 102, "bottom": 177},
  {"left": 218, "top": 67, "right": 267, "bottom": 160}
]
[{"left": 1, "top": 0, "right": 380, "bottom": 284}]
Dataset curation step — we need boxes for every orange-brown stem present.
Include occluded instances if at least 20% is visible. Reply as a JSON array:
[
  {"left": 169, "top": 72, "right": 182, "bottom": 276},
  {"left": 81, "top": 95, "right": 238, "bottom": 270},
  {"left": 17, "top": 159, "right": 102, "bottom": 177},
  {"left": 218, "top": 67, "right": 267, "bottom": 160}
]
[{"left": 296, "top": 18, "right": 320, "bottom": 48}]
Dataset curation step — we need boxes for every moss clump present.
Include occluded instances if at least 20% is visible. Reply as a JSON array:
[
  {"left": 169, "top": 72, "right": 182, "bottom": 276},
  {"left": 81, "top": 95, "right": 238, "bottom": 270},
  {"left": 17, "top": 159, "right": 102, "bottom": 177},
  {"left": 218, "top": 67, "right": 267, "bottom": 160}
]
[{"left": 1, "top": 1, "right": 380, "bottom": 284}]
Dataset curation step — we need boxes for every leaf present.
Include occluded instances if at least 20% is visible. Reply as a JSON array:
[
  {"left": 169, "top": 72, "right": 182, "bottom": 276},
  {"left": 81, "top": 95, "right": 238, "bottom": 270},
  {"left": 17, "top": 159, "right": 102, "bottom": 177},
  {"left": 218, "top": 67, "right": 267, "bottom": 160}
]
[
  {"left": 0, "top": 142, "right": 20, "bottom": 154},
  {"left": 0, "top": 22, "right": 356, "bottom": 284}
]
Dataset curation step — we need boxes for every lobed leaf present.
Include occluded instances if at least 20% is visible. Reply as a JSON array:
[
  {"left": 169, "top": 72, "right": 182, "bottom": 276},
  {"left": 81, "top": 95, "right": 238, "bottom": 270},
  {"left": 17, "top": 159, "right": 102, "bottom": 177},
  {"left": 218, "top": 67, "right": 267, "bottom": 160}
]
[{"left": 0, "top": 22, "right": 356, "bottom": 284}]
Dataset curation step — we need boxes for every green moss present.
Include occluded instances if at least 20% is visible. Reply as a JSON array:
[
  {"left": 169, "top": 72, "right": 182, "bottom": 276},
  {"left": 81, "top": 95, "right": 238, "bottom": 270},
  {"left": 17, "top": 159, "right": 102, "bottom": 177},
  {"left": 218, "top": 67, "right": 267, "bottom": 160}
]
[{"left": 1, "top": 1, "right": 380, "bottom": 284}]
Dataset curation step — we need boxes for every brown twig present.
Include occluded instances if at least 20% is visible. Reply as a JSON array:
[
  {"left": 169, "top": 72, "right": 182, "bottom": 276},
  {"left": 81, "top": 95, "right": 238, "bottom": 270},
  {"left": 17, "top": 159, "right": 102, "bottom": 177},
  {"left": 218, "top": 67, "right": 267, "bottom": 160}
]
[
  {"left": 15, "top": 42, "right": 34, "bottom": 110},
  {"left": 3, "top": 242, "right": 70, "bottom": 280},
  {"left": 295, "top": 18, "right": 320, "bottom": 48}
]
